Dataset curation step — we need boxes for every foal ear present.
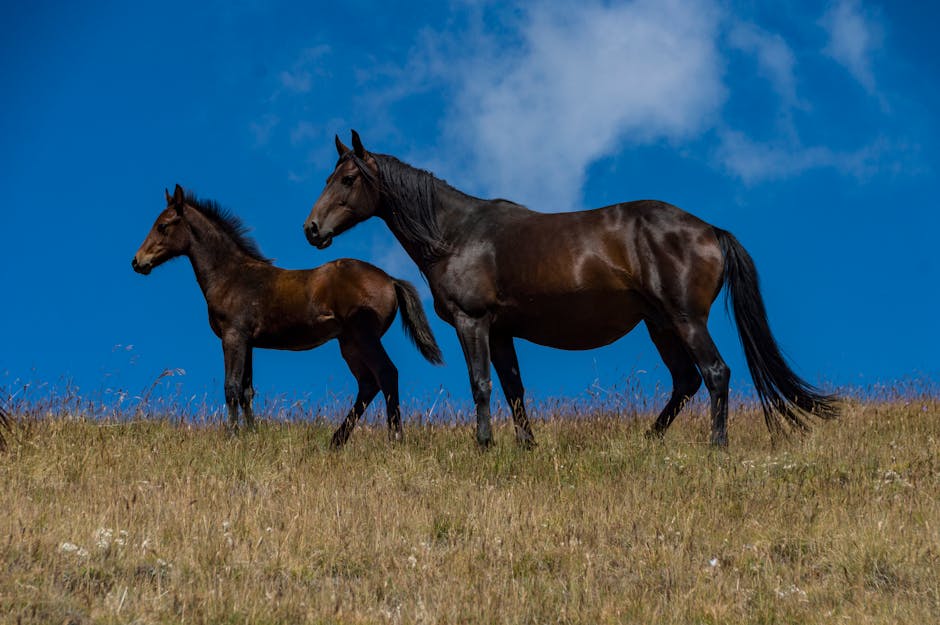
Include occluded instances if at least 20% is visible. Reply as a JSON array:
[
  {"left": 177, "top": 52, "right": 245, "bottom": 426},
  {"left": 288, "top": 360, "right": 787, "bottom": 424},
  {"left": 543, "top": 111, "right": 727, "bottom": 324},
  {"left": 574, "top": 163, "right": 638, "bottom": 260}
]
[
  {"left": 172, "top": 184, "right": 186, "bottom": 215},
  {"left": 351, "top": 129, "right": 366, "bottom": 158},
  {"left": 335, "top": 134, "right": 351, "bottom": 157}
]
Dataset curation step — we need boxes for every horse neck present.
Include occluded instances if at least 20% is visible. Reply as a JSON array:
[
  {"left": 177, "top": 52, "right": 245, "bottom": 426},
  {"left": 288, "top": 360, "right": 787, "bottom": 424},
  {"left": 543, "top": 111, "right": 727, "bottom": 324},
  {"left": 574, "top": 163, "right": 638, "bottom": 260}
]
[
  {"left": 184, "top": 211, "right": 253, "bottom": 298},
  {"left": 377, "top": 178, "right": 470, "bottom": 269}
]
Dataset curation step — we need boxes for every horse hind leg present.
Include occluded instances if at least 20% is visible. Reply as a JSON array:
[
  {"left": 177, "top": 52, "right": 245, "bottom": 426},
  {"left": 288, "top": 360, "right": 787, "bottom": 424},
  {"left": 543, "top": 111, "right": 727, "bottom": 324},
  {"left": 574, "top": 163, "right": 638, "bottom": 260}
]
[
  {"left": 670, "top": 318, "right": 731, "bottom": 447},
  {"left": 645, "top": 322, "right": 702, "bottom": 439}
]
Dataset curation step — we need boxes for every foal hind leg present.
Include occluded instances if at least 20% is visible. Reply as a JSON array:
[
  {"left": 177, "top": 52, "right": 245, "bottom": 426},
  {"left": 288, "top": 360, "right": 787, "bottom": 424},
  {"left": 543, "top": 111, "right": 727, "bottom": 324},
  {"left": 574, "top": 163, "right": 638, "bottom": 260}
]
[
  {"left": 348, "top": 329, "right": 402, "bottom": 442},
  {"left": 331, "top": 337, "right": 380, "bottom": 448},
  {"left": 645, "top": 323, "right": 702, "bottom": 439},
  {"left": 671, "top": 318, "right": 731, "bottom": 447},
  {"left": 489, "top": 333, "right": 536, "bottom": 448}
]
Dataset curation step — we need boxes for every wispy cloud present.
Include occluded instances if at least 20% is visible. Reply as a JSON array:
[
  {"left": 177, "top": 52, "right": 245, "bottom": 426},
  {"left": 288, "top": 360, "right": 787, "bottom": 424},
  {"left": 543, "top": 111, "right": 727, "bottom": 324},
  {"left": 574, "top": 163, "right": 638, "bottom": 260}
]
[
  {"left": 716, "top": 130, "right": 890, "bottom": 184},
  {"left": 278, "top": 45, "right": 331, "bottom": 94},
  {"left": 249, "top": 114, "right": 279, "bottom": 146},
  {"left": 819, "top": 0, "right": 882, "bottom": 94},
  {"left": 426, "top": 0, "right": 726, "bottom": 210},
  {"left": 728, "top": 21, "right": 801, "bottom": 108}
]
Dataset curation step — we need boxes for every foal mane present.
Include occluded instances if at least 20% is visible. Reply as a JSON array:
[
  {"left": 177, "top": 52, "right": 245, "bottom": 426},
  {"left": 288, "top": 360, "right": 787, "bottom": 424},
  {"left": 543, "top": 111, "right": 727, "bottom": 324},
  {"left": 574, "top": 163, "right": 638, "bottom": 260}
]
[
  {"left": 346, "top": 152, "right": 452, "bottom": 261},
  {"left": 184, "top": 192, "right": 272, "bottom": 264}
]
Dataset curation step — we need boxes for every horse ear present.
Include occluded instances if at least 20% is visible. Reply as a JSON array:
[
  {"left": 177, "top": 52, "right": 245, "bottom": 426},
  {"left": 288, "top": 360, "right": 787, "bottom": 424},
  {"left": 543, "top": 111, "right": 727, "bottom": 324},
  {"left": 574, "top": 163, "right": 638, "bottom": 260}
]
[
  {"left": 335, "top": 134, "right": 351, "bottom": 156},
  {"left": 165, "top": 188, "right": 172, "bottom": 204},
  {"left": 351, "top": 129, "right": 366, "bottom": 158}
]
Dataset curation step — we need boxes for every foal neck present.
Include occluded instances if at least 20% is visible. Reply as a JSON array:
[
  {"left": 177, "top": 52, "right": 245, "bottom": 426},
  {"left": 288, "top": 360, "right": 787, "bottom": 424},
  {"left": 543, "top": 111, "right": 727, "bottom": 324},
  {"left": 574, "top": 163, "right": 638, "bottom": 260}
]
[{"left": 184, "top": 209, "right": 258, "bottom": 295}]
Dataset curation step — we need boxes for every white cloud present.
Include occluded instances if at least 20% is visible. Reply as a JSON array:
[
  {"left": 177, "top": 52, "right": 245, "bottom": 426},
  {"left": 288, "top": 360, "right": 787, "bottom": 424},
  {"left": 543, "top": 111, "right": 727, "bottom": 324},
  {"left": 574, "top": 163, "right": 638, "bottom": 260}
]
[
  {"left": 716, "top": 130, "right": 887, "bottom": 184},
  {"left": 430, "top": 0, "right": 726, "bottom": 210},
  {"left": 728, "top": 21, "right": 800, "bottom": 107},
  {"left": 820, "top": 0, "right": 882, "bottom": 93}
]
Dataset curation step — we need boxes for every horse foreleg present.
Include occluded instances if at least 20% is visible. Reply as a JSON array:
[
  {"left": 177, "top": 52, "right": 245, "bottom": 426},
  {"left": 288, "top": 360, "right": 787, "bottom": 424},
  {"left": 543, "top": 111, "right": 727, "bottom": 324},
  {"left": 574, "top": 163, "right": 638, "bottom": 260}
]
[
  {"left": 454, "top": 312, "right": 493, "bottom": 448},
  {"left": 222, "top": 334, "right": 248, "bottom": 435},
  {"left": 489, "top": 333, "right": 535, "bottom": 448}
]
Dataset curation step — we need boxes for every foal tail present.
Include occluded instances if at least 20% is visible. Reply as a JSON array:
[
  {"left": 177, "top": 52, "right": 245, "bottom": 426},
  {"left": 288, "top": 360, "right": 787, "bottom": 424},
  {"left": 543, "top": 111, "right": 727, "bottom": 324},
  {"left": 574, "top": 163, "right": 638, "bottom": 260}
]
[
  {"left": 392, "top": 279, "right": 444, "bottom": 365},
  {"left": 714, "top": 228, "right": 838, "bottom": 435}
]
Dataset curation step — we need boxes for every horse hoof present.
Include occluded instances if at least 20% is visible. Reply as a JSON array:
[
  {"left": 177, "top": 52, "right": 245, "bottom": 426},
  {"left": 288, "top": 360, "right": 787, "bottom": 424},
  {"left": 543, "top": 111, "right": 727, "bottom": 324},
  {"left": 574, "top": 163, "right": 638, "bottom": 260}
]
[
  {"left": 645, "top": 428, "right": 665, "bottom": 441},
  {"left": 515, "top": 432, "right": 537, "bottom": 450}
]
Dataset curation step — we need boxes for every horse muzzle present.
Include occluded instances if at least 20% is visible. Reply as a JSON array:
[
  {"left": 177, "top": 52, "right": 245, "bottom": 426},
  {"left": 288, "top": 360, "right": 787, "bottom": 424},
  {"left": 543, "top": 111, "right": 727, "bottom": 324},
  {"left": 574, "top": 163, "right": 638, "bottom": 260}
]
[
  {"left": 304, "top": 221, "right": 334, "bottom": 249},
  {"left": 131, "top": 256, "right": 152, "bottom": 275}
]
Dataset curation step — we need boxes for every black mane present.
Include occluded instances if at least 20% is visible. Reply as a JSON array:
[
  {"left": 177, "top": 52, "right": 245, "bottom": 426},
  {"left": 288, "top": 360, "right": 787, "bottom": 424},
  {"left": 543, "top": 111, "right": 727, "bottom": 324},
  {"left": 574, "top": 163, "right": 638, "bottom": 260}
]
[
  {"left": 365, "top": 153, "right": 454, "bottom": 261},
  {"left": 184, "top": 192, "right": 271, "bottom": 263}
]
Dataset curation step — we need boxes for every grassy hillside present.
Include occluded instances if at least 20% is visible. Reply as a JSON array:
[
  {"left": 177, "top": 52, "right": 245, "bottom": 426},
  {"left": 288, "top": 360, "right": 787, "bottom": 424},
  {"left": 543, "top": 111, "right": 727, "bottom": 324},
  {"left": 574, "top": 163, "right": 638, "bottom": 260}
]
[{"left": 1, "top": 400, "right": 938, "bottom": 624}]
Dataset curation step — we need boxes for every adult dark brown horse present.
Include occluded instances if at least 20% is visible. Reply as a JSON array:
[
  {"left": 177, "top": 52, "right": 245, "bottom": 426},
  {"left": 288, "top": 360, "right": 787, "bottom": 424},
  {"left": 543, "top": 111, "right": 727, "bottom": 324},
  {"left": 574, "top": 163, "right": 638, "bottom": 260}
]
[
  {"left": 133, "top": 184, "right": 442, "bottom": 446},
  {"left": 304, "top": 132, "right": 837, "bottom": 448}
]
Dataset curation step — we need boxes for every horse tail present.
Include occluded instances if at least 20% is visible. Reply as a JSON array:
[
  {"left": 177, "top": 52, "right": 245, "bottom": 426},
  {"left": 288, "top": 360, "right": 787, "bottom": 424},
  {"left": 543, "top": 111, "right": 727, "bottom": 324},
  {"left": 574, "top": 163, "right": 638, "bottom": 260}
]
[
  {"left": 714, "top": 227, "right": 838, "bottom": 435},
  {"left": 392, "top": 279, "right": 444, "bottom": 365}
]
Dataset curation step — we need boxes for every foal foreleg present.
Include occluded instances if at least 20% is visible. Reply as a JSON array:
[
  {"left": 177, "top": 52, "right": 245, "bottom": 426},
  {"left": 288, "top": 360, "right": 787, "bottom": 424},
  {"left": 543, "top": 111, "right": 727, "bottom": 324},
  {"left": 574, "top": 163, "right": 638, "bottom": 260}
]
[
  {"left": 240, "top": 348, "right": 256, "bottom": 431},
  {"left": 489, "top": 333, "right": 535, "bottom": 448},
  {"left": 454, "top": 312, "right": 493, "bottom": 448},
  {"left": 221, "top": 334, "right": 248, "bottom": 434}
]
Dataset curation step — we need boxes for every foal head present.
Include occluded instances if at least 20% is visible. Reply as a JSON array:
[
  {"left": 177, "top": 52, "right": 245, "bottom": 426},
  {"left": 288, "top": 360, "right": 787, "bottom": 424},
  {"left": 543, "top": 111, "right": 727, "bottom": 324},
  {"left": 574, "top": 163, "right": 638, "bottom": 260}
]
[
  {"left": 304, "top": 130, "right": 381, "bottom": 249},
  {"left": 132, "top": 184, "right": 192, "bottom": 275}
]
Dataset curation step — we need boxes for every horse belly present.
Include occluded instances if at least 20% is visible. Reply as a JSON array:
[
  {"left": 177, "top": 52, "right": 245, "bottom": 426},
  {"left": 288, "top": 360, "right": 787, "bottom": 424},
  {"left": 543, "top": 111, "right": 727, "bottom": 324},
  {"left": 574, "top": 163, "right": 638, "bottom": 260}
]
[{"left": 499, "top": 291, "right": 646, "bottom": 350}]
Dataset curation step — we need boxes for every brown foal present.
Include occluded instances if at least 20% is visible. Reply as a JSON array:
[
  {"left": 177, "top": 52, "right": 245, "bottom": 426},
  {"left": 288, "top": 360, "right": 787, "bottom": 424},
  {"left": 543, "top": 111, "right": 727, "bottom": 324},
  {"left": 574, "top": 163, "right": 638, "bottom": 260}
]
[{"left": 133, "top": 184, "right": 442, "bottom": 446}]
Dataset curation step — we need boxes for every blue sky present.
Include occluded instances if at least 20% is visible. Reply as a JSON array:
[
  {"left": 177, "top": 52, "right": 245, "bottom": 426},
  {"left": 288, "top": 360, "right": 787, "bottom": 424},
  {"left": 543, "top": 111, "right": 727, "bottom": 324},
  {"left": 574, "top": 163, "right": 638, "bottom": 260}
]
[{"left": 1, "top": 0, "right": 937, "bottom": 416}]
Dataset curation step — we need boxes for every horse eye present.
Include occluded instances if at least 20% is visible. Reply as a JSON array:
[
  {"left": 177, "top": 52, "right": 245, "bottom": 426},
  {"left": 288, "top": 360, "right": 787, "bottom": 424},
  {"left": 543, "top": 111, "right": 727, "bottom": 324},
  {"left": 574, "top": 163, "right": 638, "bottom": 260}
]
[
  {"left": 341, "top": 175, "right": 355, "bottom": 186},
  {"left": 157, "top": 223, "right": 168, "bottom": 235}
]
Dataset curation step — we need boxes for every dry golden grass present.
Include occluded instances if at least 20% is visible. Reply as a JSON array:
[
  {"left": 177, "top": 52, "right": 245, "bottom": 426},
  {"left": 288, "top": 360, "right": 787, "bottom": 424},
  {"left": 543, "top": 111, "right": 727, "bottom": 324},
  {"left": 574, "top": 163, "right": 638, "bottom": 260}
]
[{"left": 1, "top": 400, "right": 938, "bottom": 624}]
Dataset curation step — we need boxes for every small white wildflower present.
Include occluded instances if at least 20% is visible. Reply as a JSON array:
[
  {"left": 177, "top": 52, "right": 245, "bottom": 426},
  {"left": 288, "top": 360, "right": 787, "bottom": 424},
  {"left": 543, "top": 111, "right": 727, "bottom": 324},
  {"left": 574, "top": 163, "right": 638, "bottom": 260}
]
[
  {"left": 95, "top": 528, "right": 114, "bottom": 550},
  {"left": 60, "top": 542, "right": 89, "bottom": 558},
  {"left": 708, "top": 558, "right": 719, "bottom": 568},
  {"left": 407, "top": 555, "right": 417, "bottom": 568},
  {"left": 222, "top": 521, "right": 231, "bottom": 531},
  {"left": 265, "top": 527, "right": 273, "bottom": 533}
]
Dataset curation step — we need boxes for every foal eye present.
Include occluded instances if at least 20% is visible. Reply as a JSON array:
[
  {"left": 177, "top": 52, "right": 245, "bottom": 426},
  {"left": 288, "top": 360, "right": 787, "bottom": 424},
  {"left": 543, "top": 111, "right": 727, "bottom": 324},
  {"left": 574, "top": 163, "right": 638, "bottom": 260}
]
[{"left": 341, "top": 175, "right": 356, "bottom": 186}]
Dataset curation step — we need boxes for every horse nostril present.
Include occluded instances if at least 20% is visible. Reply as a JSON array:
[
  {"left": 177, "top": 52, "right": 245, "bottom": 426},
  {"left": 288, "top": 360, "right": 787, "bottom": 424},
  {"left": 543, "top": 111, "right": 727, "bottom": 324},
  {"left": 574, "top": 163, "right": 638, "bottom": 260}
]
[
  {"left": 131, "top": 257, "right": 139, "bottom": 269},
  {"left": 307, "top": 220, "right": 319, "bottom": 236}
]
